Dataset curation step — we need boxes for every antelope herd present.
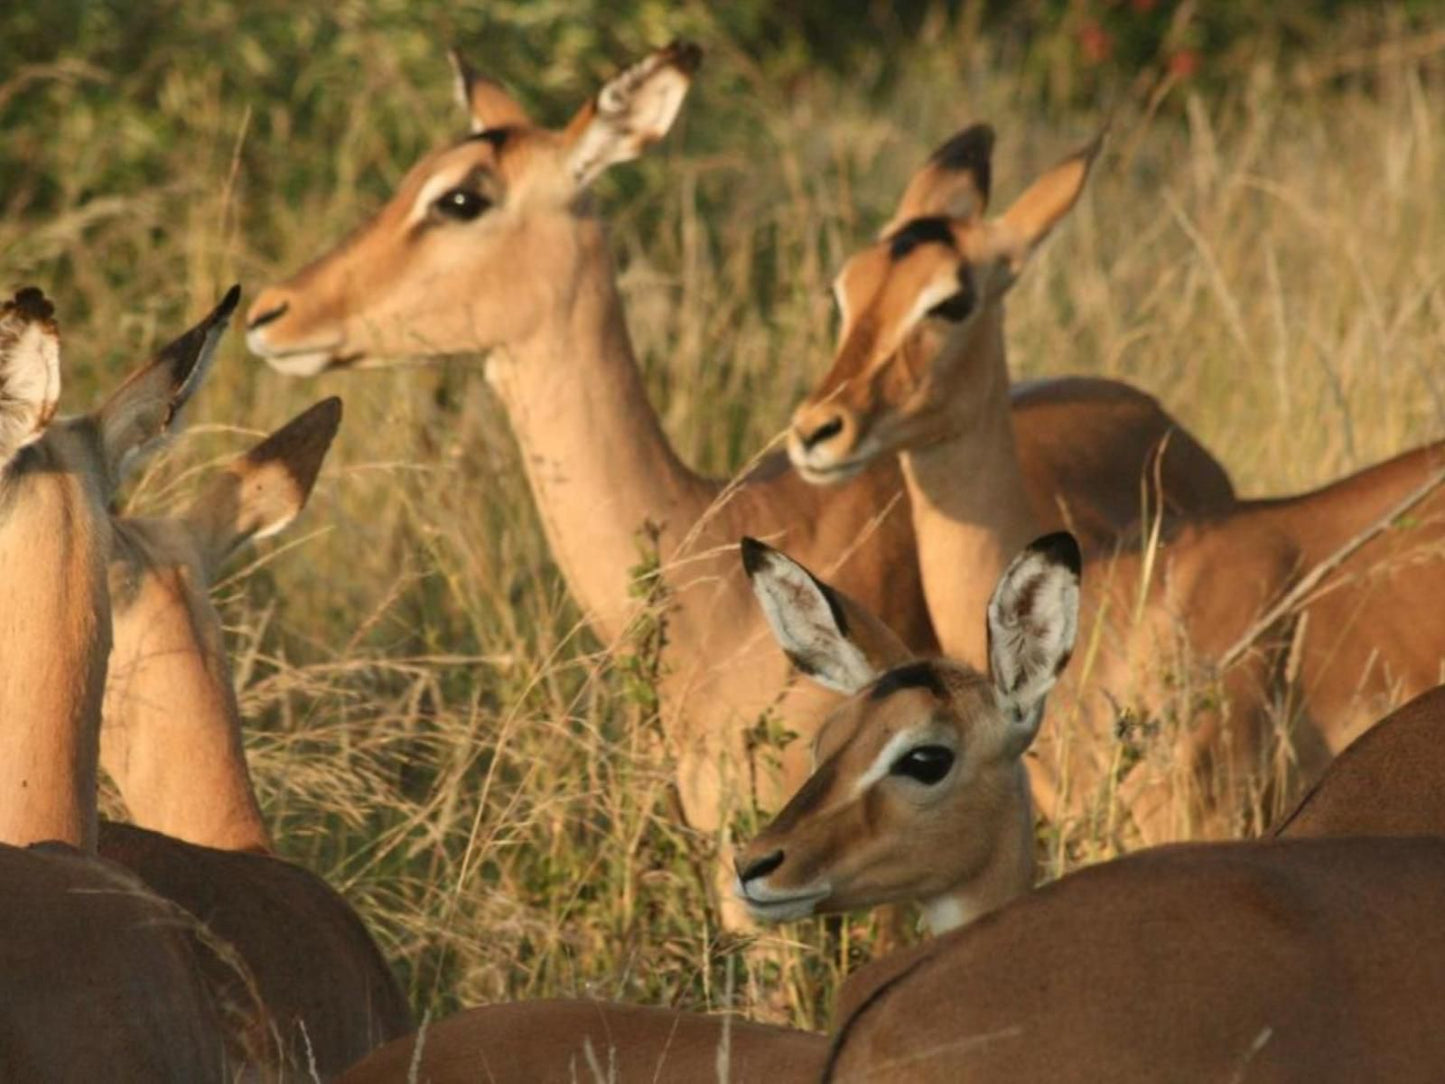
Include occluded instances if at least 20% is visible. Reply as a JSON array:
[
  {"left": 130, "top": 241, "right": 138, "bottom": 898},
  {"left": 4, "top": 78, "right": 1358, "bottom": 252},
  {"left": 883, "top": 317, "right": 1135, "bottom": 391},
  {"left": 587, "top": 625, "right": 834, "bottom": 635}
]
[{"left": 4, "top": 33, "right": 1444, "bottom": 1084}]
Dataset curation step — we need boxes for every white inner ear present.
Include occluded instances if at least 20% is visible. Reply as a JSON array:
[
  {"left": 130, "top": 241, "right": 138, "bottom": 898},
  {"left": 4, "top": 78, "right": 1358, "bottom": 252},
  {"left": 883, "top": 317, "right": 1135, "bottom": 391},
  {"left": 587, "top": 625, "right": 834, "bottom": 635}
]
[
  {"left": 567, "top": 64, "right": 690, "bottom": 188},
  {"left": 987, "top": 550, "right": 1079, "bottom": 724},
  {"left": 749, "top": 551, "right": 879, "bottom": 695},
  {"left": 0, "top": 319, "right": 60, "bottom": 455}
]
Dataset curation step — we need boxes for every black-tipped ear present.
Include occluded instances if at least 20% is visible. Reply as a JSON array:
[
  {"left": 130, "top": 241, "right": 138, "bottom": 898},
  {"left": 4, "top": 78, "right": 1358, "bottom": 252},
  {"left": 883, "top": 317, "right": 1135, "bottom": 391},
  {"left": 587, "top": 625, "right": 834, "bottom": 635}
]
[
  {"left": 742, "top": 536, "right": 914, "bottom": 695},
  {"left": 986, "top": 531, "right": 1082, "bottom": 757},
  {"left": 449, "top": 46, "right": 531, "bottom": 132},
  {"left": 884, "top": 122, "right": 996, "bottom": 232},
  {"left": 561, "top": 40, "right": 702, "bottom": 190},
  {"left": 929, "top": 123, "right": 995, "bottom": 206},
  {"left": 96, "top": 285, "right": 238, "bottom": 482},
  {"left": 185, "top": 396, "right": 343, "bottom": 573}
]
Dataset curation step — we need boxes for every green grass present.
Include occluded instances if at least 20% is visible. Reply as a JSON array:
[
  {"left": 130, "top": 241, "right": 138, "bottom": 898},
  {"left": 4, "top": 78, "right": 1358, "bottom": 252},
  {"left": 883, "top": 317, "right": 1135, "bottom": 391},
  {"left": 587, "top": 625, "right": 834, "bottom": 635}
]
[{"left": 4, "top": 1, "right": 1444, "bottom": 1033}]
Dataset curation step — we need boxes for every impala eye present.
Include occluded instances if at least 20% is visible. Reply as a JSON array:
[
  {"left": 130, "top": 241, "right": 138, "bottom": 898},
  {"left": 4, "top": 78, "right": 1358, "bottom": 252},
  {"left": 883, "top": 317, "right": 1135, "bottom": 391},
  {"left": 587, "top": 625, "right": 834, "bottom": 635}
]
[
  {"left": 889, "top": 745, "right": 955, "bottom": 785},
  {"left": 433, "top": 188, "right": 492, "bottom": 222}
]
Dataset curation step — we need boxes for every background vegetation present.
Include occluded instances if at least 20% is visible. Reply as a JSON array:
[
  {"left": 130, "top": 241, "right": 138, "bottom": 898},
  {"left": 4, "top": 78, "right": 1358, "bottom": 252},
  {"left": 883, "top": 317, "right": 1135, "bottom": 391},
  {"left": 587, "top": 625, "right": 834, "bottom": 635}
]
[{"left": 3, "top": 0, "right": 1444, "bottom": 1034}]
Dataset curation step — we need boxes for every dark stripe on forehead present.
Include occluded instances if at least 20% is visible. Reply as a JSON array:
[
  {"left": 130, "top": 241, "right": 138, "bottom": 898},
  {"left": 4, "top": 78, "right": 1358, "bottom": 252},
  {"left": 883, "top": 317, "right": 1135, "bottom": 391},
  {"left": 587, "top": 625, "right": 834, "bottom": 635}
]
[
  {"left": 888, "top": 216, "right": 956, "bottom": 261},
  {"left": 465, "top": 126, "right": 514, "bottom": 149},
  {"left": 868, "top": 661, "right": 947, "bottom": 702}
]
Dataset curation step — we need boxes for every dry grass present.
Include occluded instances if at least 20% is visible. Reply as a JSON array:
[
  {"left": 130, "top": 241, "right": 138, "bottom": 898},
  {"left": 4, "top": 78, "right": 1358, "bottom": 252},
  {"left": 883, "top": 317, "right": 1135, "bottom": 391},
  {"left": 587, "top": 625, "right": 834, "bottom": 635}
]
[{"left": 4, "top": 7, "right": 1444, "bottom": 1036}]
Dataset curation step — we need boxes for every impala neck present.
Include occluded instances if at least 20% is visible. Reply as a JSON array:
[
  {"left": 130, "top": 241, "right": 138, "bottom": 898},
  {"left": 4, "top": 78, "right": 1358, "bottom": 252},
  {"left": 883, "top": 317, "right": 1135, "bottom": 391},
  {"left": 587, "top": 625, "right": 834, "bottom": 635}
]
[
  {"left": 484, "top": 219, "right": 716, "bottom": 643},
  {"left": 899, "top": 307, "right": 1040, "bottom": 668},
  {"left": 0, "top": 465, "right": 109, "bottom": 850},
  {"left": 102, "top": 542, "right": 271, "bottom": 853},
  {"left": 920, "top": 762, "right": 1037, "bottom": 935}
]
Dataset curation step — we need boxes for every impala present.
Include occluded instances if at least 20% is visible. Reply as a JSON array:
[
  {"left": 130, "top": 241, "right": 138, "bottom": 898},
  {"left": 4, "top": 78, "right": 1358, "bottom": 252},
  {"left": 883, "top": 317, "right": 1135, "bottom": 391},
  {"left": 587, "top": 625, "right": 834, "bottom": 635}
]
[
  {"left": 0, "top": 286, "right": 409, "bottom": 1076},
  {"left": 824, "top": 835, "right": 1445, "bottom": 1082},
  {"left": 791, "top": 123, "right": 1445, "bottom": 840},
  {"left": 245, "top": 42, "right": 1232, "bottom": 876},
  {"left": 98, "top": 397, "right": 413, "bottom": 1074},
  {"left": 337, "top": 999, "right": 828, "bottom": 1084},
  {"left": 0, "top": 286, "right": 239, "bottom": 1077}
]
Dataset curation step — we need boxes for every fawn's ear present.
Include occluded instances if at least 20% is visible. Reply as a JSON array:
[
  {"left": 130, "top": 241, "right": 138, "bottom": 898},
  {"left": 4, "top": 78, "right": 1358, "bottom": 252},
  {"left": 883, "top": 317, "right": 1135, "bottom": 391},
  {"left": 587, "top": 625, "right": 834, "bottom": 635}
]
[
  {"left": 561, "top": 40, "right": 701, "bottom": 190},
  {"left": 991, "top": 133, "right": 1104, "bottom": 276},
  {"left": 449, "top": 47, "right": 531, "bottom": 132},
  {"left": 0, "top": 287, "right": 61, "bottom": 467},
  {"left": 742, "top": 537, "right": 914, "bottom": 695},
  {"left": 95, "top": 286, "right": 238, "bottom": 482},
  {"left": 185, "top": 397, "right": 343, "bottom": 574},
  {"left": 987, "top": 532, "right": 1081, "bottom": 758},
  {"left": 881, "top": 123, "right": 995, "bottom": 236}
]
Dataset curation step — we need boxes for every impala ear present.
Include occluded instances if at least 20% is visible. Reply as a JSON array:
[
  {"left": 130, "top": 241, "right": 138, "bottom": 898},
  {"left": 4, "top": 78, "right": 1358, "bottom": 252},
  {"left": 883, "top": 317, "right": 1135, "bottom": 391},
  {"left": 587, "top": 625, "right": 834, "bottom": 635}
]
[
  {"left": 992, "top": 132, "right": 1104, "bottom": 276},
  {"left": 987, "top": 532, "right": 1081, "bottom": 758},
  {"left": 185, "top": 397, "right": 342, "bottom": 574},
  {"left": 742, "top": 537, "right": 914, "bottom": 695},
  {"left": 95, "top": 285, "right": 238, "bottom": 483},
  {"left": 449, "top": 47, "right": 531, "bottom": 132},
  {"left": 882, "top": 123, "right": 995, "bottom": 236},
  {"left": 561, "top": 40, "right": 701, "bottom": 190},
  {"left": 0, "top": 287, "right": 61, "bottom": 467}
]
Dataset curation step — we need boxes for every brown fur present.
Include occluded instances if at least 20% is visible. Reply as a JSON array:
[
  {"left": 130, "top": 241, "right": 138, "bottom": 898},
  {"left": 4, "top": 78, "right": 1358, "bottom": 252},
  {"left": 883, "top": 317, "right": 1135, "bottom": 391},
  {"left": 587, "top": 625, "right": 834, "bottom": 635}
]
[
  {"left": 826, "top": 837, "right": 1445, "bottom": 1083},
  {"left": 99, "top": 398, "right": 414, "bottom": 1074},
  {"left": 1274, "top": 684, "right": 1445, "bottom": 839},
  {"left": 337, "top": 999, "right": 827, "bottom": 1084},
  {"left": 98, "top": 821, "right": 413, "bottom": 1076}
]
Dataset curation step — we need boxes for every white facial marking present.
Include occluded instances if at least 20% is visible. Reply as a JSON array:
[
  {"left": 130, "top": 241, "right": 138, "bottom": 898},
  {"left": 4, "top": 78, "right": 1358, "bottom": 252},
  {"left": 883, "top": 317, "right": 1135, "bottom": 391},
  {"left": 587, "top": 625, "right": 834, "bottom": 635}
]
[{"left": 850, "top": 728, "right": 930, "bottom": 799}]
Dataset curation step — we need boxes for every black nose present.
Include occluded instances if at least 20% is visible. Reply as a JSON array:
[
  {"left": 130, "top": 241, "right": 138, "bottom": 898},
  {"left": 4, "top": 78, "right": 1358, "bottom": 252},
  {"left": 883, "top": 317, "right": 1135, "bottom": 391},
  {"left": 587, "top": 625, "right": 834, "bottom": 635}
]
[
  {"left": 736, "top": 849, "right": 785, "bottom": 884},
  {"left": 246, "top": 301, "right": 289, "bottom": 331},
  {"left": 798, "top": 415, "right": 844, "bottom": 451}
]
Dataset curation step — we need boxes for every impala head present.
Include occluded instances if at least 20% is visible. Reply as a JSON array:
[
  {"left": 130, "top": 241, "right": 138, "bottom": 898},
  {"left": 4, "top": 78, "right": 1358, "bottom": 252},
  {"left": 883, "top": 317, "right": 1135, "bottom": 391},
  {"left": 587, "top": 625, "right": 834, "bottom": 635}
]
[
  {"left": 733, "top": 532, "right": 1080, "bottom": 931},
  {"left": 790, "top": 126, "right": 1102, "bottom": 482},
  {"left": 246, "top": 41, "right": 701, "bottom": 375}
]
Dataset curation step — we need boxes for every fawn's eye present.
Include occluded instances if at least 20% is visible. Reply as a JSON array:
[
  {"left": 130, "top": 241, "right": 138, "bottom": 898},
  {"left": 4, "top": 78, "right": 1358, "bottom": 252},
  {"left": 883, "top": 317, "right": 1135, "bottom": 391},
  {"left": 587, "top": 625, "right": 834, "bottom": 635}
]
[
  {"left": 433, "top": 188, "right": 492, "bottom": 221},
  {"left": 889, "top": 745, "right": 955, "bottom": 785}
]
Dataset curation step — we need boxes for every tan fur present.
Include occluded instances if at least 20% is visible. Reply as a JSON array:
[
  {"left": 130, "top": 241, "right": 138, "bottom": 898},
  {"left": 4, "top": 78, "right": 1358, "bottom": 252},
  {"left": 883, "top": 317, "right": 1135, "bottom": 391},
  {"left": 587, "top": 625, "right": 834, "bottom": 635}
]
[
  {"left": 0, "top": 288, "right": 243, "bottom": 1073},
  {"left": 244, "top": 48, "right": 1230, "bottom": 900},
  {"left": 337, "top": 999, "right": 828, "bottom": 1084},
  {"left": 796, "top": 129, "right": 1445, "bottom": 841},
  {"left": 98, "top": 397, "right": 414, "bottom": 1075},
  {"left": 102, "top": 397, "right": 343, "bottom": 851}
]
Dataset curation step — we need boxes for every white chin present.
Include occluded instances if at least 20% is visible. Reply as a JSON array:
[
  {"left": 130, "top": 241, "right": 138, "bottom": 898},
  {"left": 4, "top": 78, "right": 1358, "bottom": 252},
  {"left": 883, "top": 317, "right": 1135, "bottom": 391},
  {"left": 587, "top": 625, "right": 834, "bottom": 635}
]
[
  {"left": 795, "top": 460, "right": 864, "bottom": 487},
  {"left": 743, "top": 896, "right": 823, "bottom": 923},
  {"left": 262, "top": 351, "right": 338, "bottom": 378}
]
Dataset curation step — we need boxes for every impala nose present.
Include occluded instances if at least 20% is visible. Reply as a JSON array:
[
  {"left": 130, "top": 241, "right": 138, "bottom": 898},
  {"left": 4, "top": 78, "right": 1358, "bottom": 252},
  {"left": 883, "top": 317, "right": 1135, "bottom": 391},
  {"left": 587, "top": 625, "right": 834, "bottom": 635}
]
[
  {"left": 797, "top": 414, "right": 846, "bottom": 451},
  {"left": 735, "top": 849, "right": 785, "bottom": 886}
]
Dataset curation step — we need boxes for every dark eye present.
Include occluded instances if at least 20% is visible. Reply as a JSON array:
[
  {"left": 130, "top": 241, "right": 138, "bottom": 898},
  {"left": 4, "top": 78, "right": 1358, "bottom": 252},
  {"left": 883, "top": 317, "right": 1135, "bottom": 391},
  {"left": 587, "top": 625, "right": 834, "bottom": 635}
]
[
  {"left": 433, "top": 188, "right": 491, "bottom": 222},
  {"left": 889, "top": 745, "right": 955, "bottom": 785},
  {"left": 927, "top": 289, "right": 975, "bottom": 323}
]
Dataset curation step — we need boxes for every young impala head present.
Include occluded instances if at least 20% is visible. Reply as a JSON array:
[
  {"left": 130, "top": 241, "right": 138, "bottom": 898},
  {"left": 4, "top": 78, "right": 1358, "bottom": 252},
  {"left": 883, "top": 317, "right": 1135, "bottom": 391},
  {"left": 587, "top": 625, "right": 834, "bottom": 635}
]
[
  {"left": 0, "top": 285, "right": 236, "bottom": 847},
  {"left": 790, "top": 125, "right": 1102, "bottom": 483},
  {"left": 733, "top": 531, "right": 1080, "bottom": 933},
  {"left": 103, "top": 397, "right": 343, "bottom": 852},
  {"left": 246, "top": 41, "right": 701, "bottom": 374}
]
